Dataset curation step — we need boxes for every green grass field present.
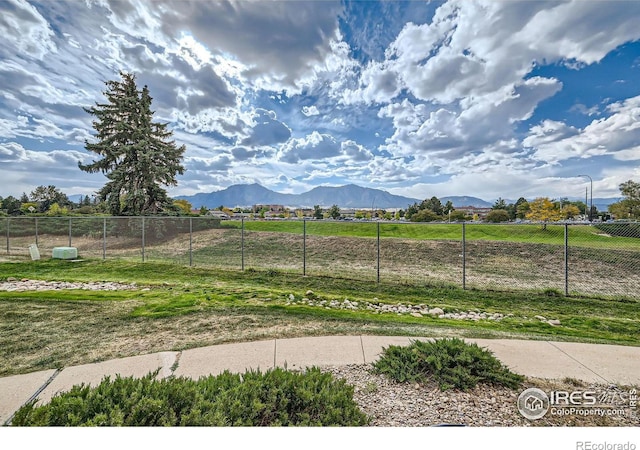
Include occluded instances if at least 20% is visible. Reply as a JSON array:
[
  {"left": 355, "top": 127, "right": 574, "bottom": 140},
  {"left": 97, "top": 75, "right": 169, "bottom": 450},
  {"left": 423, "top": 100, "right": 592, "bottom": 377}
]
[{"left": 221, "top": 220, "right": 640, "bottom": 249}]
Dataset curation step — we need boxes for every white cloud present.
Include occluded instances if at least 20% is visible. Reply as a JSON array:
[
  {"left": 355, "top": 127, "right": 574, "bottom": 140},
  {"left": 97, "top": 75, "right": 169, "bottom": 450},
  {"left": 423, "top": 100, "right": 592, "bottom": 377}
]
[
  {"left": 0, "top": 142, "right": 28, "bottom": 162},
  {"left": 341, "top": 140, "right": 373, "bottom": 163},
  {"left": 345, "top": 0, "right": 640, "bottom": 186},
  {"left": 382, "top": 0, "right": 640, "bottom": 105},
  {"left": 342, "top": 60, "right": 402, "bottom": 105},
  {"left": 157, "top": 0, "right": 343, "bottom": 92},
  {"left": 102, "top": 0, "right": 171, "bottom": 49},
  {"left": 524, "top": 120, "right": 580, "bottom": 148},
  {"left": 0, "top": 0, "right": 57, "bottom": 60},
  {"left": 570, "top": 103, "right": 601, "bottom": 117},
  {"left": 301, "top": 106, "right": 320, "bottom": 117},
  {"left": 367, "top": 156, "right": 423, "bottom": 184},
  {"left": 0, "top": 115, "right": 29, "bottom": 139},
  {"left": 378, "top": 76, "right": 561, "bottom": 170},
  {"left": 241, "top": 109, "right": 291, "bottom": 147},
  {"left": 278, "top": 131, "right": 340, "bottom": 164},
  {"left": 185, "top": 155, "right": 233, "bottom": 172},
  {"left": 527, "top": 95, "right": 640, "bottom": 164},
  {"left": 0, "top": 143, "right": 105, "bottom": 196}
]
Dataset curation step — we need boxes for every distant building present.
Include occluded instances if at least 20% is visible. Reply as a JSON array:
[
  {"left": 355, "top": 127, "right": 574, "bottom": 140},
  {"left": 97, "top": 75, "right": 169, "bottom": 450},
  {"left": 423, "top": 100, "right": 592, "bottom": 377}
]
[
  {"left": 208, "top": 210, "right": 230, "bottom": 220},
  {"left": 253, "top": 204, "right": 285, "bottom": 213},
  {"left": 294, "top": 208, "right": 315, "bottom": 218},
  {"left": 455, "top": 206, "right": 492, "bottom": 219}
]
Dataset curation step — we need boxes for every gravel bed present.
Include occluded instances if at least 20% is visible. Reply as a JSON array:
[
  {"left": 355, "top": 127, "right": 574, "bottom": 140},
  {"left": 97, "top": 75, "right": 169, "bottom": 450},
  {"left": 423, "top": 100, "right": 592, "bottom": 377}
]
[
  {"left": 323, "top": 364, "right": 640, "bottom": 427},
  {"left": 0, "top": 278, "right": 140, "bottom": 291}
]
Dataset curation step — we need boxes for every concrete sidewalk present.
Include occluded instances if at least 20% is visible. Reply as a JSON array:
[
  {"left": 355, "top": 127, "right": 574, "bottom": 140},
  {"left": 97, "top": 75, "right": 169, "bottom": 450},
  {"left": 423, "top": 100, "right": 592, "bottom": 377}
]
[{"left": 2, "top": 336, "right": 640, "bottom": 425}]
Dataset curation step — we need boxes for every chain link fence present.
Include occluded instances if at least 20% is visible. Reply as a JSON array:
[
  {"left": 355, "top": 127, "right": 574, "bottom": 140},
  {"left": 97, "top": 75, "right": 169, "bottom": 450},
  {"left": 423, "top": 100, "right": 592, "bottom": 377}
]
[{"left": 2, "top": 216, "right": 639, "bottom": 299}]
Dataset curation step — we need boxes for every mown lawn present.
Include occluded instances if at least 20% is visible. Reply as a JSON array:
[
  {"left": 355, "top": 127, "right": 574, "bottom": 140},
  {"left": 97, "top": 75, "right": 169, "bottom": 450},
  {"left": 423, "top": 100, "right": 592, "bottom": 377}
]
[
  {"left": 0, "top": 260, "right": 638, "bottom": 377},
  {"left": 221, "top": 220, "right": 640, "bottom": 250}
]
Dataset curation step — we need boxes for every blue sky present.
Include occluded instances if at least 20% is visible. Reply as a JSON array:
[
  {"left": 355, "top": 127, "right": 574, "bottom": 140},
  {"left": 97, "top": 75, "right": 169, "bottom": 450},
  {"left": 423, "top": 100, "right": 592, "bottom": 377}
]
[{"left": 1, "top": 0, "right": 640, "bottom": 202}]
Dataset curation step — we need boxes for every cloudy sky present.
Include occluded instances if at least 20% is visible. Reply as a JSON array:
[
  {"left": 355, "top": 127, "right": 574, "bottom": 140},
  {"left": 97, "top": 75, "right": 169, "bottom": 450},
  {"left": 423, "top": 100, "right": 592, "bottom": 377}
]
[{"left": 2, "top": 0, "right": 640, "bottom": 202}]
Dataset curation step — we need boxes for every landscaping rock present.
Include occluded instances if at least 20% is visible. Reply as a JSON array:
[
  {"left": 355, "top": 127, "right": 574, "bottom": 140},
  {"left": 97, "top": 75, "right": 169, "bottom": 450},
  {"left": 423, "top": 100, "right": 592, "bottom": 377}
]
[{"left": 0, "top": 279, "right": 139, "bottom": 292}]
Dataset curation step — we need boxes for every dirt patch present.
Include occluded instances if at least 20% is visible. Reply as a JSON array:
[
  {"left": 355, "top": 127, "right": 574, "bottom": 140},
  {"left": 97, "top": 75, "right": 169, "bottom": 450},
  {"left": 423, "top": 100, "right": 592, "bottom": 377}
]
[{"left": 4, "top": 228, "right": 640, "bottom": 298}]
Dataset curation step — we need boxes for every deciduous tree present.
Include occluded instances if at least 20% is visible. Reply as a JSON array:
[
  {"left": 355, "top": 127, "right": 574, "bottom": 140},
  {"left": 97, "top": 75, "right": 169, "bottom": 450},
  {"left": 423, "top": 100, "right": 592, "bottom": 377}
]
[
  {"left": 525, "top": 197, "right": 563, "bottom": 229},
  {"left": 410, "top": 209, "right": 440, "bottom": 222},
  {"left": 486, "top": 209, "right": 510, "bottom": 223},
  {"left": 30, "top": 185, "right": 70, "bottom": 213},
  {"left": 173, "top": 199, "right": 193, "bottom": 215},
  {"left": 328, "top": 204, "right": 341, "bottom": 219},
  {"left": 609, "top": 179, "right": 640, "bottom": 220}
]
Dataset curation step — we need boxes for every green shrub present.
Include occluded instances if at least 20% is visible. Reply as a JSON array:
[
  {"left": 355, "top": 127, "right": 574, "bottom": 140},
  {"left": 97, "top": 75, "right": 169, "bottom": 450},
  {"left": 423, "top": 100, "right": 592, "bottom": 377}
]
[
  {"left": 11, "top": 367, "right": 369, "bottom": 426},
  {"left": 372, "top": 338, "right": 524, "bottom": 391}
]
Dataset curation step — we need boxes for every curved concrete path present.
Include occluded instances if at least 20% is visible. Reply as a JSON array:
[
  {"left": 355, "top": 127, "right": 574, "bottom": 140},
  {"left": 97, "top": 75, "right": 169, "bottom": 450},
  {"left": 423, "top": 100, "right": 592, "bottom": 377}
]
[{"left": 2, "top": 336, "right": 640, "bottom": 425}]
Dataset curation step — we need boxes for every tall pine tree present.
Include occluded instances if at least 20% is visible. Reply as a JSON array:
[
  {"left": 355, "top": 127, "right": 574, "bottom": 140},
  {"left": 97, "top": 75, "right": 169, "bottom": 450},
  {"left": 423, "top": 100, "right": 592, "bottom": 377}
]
[{"left": 80, "top": 72, "right": 185, "bottom": 215}]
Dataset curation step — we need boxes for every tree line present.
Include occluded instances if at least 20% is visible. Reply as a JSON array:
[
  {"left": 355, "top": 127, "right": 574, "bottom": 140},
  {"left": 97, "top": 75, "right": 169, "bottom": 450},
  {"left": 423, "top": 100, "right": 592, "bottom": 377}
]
[{"left": 403, "top": 183, "right": 640, "bottom": 223}]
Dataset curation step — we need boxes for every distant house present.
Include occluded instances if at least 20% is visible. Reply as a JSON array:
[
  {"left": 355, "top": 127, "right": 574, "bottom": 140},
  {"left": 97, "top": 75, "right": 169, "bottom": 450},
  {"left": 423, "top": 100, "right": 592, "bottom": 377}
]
[{"left": 208, "top": 210, "right": 230, "bottom": 220}]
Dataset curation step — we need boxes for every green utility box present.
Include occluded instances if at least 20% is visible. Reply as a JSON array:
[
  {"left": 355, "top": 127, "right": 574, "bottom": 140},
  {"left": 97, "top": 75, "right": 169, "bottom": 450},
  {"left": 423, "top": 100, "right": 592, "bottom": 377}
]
[{"left": 52, "top": 247, "right": 78, "bottom": 260}]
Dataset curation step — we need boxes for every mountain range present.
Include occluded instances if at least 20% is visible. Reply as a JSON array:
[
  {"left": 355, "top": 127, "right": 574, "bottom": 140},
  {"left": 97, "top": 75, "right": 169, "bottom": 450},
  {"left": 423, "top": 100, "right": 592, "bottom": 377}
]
[{"left": 176, "top": 184, "right": 493, "bottom": 209}]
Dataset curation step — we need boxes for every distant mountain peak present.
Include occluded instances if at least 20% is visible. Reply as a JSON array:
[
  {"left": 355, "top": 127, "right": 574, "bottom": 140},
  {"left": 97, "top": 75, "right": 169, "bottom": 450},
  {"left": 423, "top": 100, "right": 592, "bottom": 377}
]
[
  {"left": 177, "top": 183, "right": 420, "bottom": 209},
  {"left": 175, "top": 183, "right": 496, "bottom": 210}
]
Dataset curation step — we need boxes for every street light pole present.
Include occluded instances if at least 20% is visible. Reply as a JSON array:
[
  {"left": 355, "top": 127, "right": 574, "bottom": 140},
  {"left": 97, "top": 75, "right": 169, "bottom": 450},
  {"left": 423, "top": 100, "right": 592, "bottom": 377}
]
[{"left": 578, "top": 174, "right": 593, "bottom": 222}]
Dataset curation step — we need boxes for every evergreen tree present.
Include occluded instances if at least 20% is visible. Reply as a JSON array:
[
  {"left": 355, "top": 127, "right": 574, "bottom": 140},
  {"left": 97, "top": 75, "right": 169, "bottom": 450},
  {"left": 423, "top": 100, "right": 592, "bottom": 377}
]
[
  {"left": 492, "top": 197, "right": 507, "bottom": 210},
  {"left": 79, "top": 72, "right": 185, "bottom": 215},
  {"left": 1, "top": 196, "right": 22, "bottom": 215},
  {"left": 514, "top": 197, "right": 529, "bottom": 219},
  {"left": 444, "top": 200, "right": 455, "bottom": 214},
  {"left": 419, "top": 196, "right": 444, "bottom": 215}
]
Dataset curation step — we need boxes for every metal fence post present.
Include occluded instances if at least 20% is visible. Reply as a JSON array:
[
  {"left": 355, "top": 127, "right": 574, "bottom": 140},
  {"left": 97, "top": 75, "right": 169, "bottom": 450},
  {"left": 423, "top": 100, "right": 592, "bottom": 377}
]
[
  {"left": 241, "top": 217, "right": 245, "bottom": 271},
  {"left": 141, "top": 216, "right": 145, "bottom": 262},
  {"left": 564, "top": 223, "right": 569, "bottom": 296},
  {"left": 377, "top": 221, "right": 380, "bottom": 283},
  {"left": 5, "top": 217, "right": 9, "bottom": 254},
  {"left": 103, "top": 217, "right": 106, "bottom": 260},
  {"left": 462, "top": 222, "right": 467, "bottom": 290},
  {"left": 189, "top": 217, "right": 193, "bottom": 267},
  {"left": 68, "top": 217, "right": 72, "bottom": 247},
  {"left": 303, "top": 219, "right": 307, "bottom": 276},
  {"left": 35, "top": 217, "right": 39, "bottom": 246}
]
